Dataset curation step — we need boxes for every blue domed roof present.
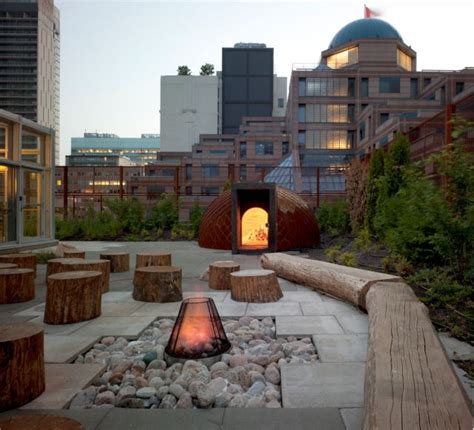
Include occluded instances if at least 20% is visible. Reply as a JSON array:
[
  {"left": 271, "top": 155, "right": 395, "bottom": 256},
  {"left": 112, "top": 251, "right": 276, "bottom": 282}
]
[{"left": 329, "top": 18, "right": 403, "bottom": 50}]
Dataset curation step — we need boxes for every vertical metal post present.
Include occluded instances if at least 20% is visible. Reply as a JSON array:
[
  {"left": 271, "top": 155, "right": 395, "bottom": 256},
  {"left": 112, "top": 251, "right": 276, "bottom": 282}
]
[
  {"left": 63, "top": 166, "right": 68, "bottom": 219},
  {"left": 316, "top": 167, "right": 321, "bottom": 208},
  {"left": 119, "top": 166, "right": 124, "bottom": 200},
  {"left": 445, "top": 104, "right": 455, "bottom": 146},
  {"left": 174, "top": 167, "right": 180, "bottom": 202}
]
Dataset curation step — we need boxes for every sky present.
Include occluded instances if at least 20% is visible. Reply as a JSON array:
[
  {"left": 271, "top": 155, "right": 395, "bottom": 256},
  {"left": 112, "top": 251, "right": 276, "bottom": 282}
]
[{"left": 57, "top": 0, "right": 474, "bottom": 163}]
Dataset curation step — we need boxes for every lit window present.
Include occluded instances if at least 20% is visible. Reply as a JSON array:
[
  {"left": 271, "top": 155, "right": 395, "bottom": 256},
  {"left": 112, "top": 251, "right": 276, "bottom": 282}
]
[
  {"left": 397, "top": 49, "right": 412, "bottom": 71},
  {"left": 327, "top": 47, "right": 358, "bottom": 69}
]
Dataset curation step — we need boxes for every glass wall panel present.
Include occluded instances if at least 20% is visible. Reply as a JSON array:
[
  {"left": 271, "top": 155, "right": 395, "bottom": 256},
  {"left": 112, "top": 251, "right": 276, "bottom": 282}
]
[
  {"left": 21, "top": 129, "right": 43, "bottom": 165},
  {"left": 0, "top": 125, "right": 7, "bottom": 159},
  {"left": 305, "top": 130, "right": 351, "bottom": 149},
  {"left": 23, "top": 170, "right": 42, "bottom": 238},
  {"left": 327, "top": 47, "right": 358, "bottom": 69},
  {"left": 305, "top": 78, "right": 350, "bottom": 97},
  {"left": 0, "top": 165, "right": 16, "bottom": 242},
  {"left": 397, "top": 49, "right": 412, "bottom": 71},
  {"left": 304, "top": 104, "right": 350, "bottom": 123}
]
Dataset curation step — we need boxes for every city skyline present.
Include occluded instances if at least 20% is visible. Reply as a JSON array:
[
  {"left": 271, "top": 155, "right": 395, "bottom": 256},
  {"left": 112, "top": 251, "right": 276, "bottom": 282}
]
[{"left": 58, "top": 0, "right": 474, "bottom": 163}]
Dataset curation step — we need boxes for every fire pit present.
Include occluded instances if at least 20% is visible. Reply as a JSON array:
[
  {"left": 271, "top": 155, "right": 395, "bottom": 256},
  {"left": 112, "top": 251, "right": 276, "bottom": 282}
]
[{"left": 164, "top": 297, "right": 231, "bottom": 365}]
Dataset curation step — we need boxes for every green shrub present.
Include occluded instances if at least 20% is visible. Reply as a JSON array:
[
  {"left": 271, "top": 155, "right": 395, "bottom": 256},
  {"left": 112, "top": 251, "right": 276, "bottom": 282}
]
[
  {"left": 35, "top": 251, "right": 56, "bottom": 264},
  {"left": 316, "top": 200, "right": 350, "bottom": 236},
  {"left": 365, "top": 149, "right": 384, "bottom": 235},
  {"left": 171, "top": 223, "right": 195, "bottom": 240},
  {"left": 325, "top": 244, "right": 341, "bottom": 262},
  {"left": 339, "top": 252, "right": 357, "bottom": 267},
  {"left": 151, "top": 194, "right": 179, "bottom": 230},
  {"left": 82, "top": 211, "right": 121, "bottom": 240},
  {"left": 189, "top": 201, "right": 204, "bottom": 236},
  {"left": 105, "top": 197, "right": 145, "bottom": 234},
  {"left": 56, "top": 217, "right": 83, "bottom": 240},
  {"left": 352, "top": 228, "right": 372, "bottom": 252}
]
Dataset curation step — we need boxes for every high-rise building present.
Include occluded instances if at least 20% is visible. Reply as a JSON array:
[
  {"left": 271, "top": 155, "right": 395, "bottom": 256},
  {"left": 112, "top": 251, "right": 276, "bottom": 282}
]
[
  {"left": 0, "top": 0, "right": 60, "bottom": 165},
  {"left": 70, "top": 133, "right": 160, "bottom": 166},
  {"left": 222, "top": 43, "right": 286, "bottom": 134}
]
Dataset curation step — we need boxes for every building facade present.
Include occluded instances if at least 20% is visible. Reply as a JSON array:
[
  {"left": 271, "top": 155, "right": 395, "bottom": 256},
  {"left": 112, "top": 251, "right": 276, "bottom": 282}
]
[
  {"left": 70, "top": 133, "right": 160, "bottom": 166},
  {"left": 0, "top": 0, "right": 60, "bottom": 165},
  {"left": 160, "top": 76, "right": 219, "bottom": 152}
]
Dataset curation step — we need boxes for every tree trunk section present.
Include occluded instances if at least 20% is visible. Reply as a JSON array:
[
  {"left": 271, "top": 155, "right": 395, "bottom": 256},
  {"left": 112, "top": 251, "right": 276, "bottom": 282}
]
[
  {"left": 44, "top": 271, "right": 102, "bottom": 324},
  {"left": 0, "top": 263, "right": 17, "bottom": 270},
  {"left": 63, "top": 249, "right": 86, "bottom": 259},
  {"left": 100, "top": 252, "right": 129, "bottom": 273},
  {"left": 57, "top": 259, "right": 110, "bottom": 293},
  {"left": 136, "top": 252, "right": 171, "bottom": 268},
  {"left": 46, "top": 257, "right": 84, "bottom": 281},
  {"left": 0, "top": 253, "right": 37, "bottom": 277},
  {"left": 209, "top": 261, "right": 240, "bottom": 290},
  {"left": 0, "top": 268, "right": 35, "bottom": 304},
  {"left": 133, "top": 266, "right": 182, "bottom": 302},
  {"left": 231, "top": 269, "right": 282, "bottom": 303},
  {"left": 0, "top": 323, "right": 45, "bottom": 411},
  {"left": 0, "top": 415, "right": 84, "bottom": 430},
  {"left": 261, "top": 252, "right": 400, "bottom": 309},
  {"left": 363, "top": 282, "right": 472, "bottom": 430}
]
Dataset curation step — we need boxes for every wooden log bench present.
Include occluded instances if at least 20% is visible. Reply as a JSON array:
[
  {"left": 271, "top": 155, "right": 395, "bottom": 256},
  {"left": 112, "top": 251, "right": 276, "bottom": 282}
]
[
  {"left": 0, "top": 253, "right": 37, "bottom": 277},
  {"left": 100, "top": 251, "right": 130, "bottom": 273},
  {"left": 363, "top": 281, "right": 472, "bottom": 429},
  {"left": 0, "top": 415, "right": 84, "bottom": 430},
  {"left": 209, "top": 261, "right": 240, "bottom": 290},
  {"left": 230, "top": 269, "right": 282, "bottom": 303},
  {"left": 0, "top": 268, "right": 35, "bottom": 304},
  {"left": 136, "top": 251, "right": 171, "bottom": 268},
  {"left": 0, "top": 323, "right": 45, "bottom": 411},
  {"left": 57, "top": 259, "right": 110, "bottom": 293},
  {"left": 63, "top": 249, "right": 86, "bottom": 259},
  {"left": 261, "top": 252, "right": 400, "bottom": 308},
  {"left": 47, "top": 257, "right": 84, "bottom": 279},
  {"left": 133, "top": 266, "right": 182, "bottom": 302},
  {"left": 0, "top": 263, "right": 17, "bottom": 270},
  {"left": 44, "top": 271, "right": 102, "bottom": 324}
]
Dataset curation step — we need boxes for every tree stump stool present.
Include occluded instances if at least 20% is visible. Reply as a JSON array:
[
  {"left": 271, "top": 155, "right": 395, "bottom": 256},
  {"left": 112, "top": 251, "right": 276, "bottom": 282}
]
[
  {"left": 44, "top": 271, "right": 102, "bottom": 324},
  {"left": 0, "top": 263, "right": 17, "bottom": 270},
  {"left": 46, "top": 258, "right": 84, "bottom": 281},
  {"left": 0, "top": 268, "right": 35, "bottom": 304},
  {"left": 0, "top": 253, "right": 37, "bottom": 276},
  {"left": 0, "top": 323, "right": 45, "bottom": 411},
  {"left": 63, "top": 249, "right": 86, "bottom": 259},
  {"left": 209, "top": 261, "right": 240, "bottom": 290},
  {"left": 100, "top": 252, "right": 130, "bottom": 273},
  {"left": 0, "top": 415, "right": 84, "bottom": 430},
  {"left": 58, "top": 259, "right": 110, "bottom": 293},
  {"left": 133, "top": 266, "right": 182, "bottom": 302},
  {"left": 230, "top": 269, "right": 283, "bottom": 303},
  {"left": 136, "top": 251, "right": 171, "bottom": 268}
]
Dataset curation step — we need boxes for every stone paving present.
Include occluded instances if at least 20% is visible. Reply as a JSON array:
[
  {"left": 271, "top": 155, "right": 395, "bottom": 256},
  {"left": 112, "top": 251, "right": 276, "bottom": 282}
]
[{"left": 0, "top": 240, "right": 470, "bottom": 429}]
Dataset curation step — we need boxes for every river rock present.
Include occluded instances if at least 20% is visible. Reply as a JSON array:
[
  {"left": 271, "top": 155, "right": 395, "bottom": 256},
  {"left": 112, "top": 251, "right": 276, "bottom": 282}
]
[
  {"left": 176, "top": 392, "right": 193, "bottom": 409},
  {"left": 95, "top": 390, "right": 115, "bottom": 406},
  {"left": 159, "top": 394, "right": 177, "bottom": 409},
  {"left": 136, "top": 387, "right": 156, "bottom": 399}
]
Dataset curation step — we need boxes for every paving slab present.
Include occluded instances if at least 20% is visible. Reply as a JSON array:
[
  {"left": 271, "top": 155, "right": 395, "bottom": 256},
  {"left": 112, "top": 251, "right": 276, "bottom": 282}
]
[
  {"left": 27, "top": 316, "right": 91, "bottom": 335},
  {"left": 0, "top": 409, "right": 110, "bottom": 430},
  {"left": 313, "top": 334, "right": 368, "bottom": 363},
  {"left": 215, "top": 302, "right": 248, "bottom": 317},
  {"left": 278, "top": 291, "right": 323, "bottom": 303},
  {"left": 301, "top": 301, "right": 359, "bottom": 315},
  {"left": 438, "top": 332, "right": 474, "bottom": 360},
  {"left": 95, "top": 408, "right": 224, "bottom": 430},
  {"left": 14, "top": 302, "right": 46, "bottom": 317},
  {"left": 281, "top": 362, "right": 365, "bottom": 408},
  {"left": 276, "top": 315, "right": 344, "bottom": 336},
  {"left": 183, "top": 291, "right": 228, "bottom": 302},
  {"left": 335, "top": 314, "right": 369, "bottom": 334},
  {"left": 44, "top": 335, "right": 100, "bottom": 363},
  {"left": 222, "top": 407, "right": 345, "bottom": 430},
  {"left": 246, "top": 302, "right": 302, "bottom": 317},
  {"left": 101, "top": 301, "right": 144, "bottom": 317},
  {"left": 131, "top": 302, "right": 181, "bottom": 317},
  {"left": 73, "top": 316, "right": 156, "bottom": 338},
  {"left": 101, "top": 292, "right": 133, "bottom": 303},
  {"left": 340, "top": 408, "right": 364, "bottom": 430},
  {"left": 21, "top": 363, "right": 105, "bottom": 409}
]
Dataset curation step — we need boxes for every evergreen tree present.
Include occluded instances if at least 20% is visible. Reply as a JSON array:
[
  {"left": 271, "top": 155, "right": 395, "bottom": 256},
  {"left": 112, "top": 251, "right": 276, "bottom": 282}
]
[
  {"left": 199, "top": 63, "right": 215, "bottom": 76},
  {"left": 365, "top": 148, "right": 384, "bottom": 235},
  {"left": 177, "top": 65, "right": 191, "bottom": 76}
]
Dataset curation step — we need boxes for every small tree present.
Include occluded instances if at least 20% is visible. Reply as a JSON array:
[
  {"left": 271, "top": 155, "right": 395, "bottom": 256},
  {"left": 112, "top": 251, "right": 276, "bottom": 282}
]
[
  {"left": 189, "top": 200, "right": 204, "bottom": 236},
  {"left": 200, "top": 63, "right": 215, "bottom": 76},
  {"left": 383, "top": 132, "right": 411, "bottom": 197},
  {"left": 365, "top": 148, "right": 384, "bottom": 235},
  {"left": 151, "top": 194, "right": 179, "bottom": 230},
  {"left": 177, "top": 65, "right": 191, "bottom": 76},
  {"left": 345, "top": 158, "right": 368, "bottom": 232}
]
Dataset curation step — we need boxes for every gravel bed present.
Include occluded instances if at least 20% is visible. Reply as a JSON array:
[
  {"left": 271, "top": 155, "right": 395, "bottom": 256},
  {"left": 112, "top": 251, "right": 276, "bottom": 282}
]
[{"left": 69, "top": 316, "right": 317, "bottom": 409}]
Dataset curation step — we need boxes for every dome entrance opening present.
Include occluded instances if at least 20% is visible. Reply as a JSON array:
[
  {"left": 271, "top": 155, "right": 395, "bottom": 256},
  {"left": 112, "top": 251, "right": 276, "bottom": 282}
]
[{"left": 241, "top": 207, "right": 268, "bottom": 249}]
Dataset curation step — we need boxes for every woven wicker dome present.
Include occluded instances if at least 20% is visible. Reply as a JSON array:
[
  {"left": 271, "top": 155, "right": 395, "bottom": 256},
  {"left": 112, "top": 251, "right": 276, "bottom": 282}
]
[{"left": 198, "top": 187, "right": 320, "bottom": 251}]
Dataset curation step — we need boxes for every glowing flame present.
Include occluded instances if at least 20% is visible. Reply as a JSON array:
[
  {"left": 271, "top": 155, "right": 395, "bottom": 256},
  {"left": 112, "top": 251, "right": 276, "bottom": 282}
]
[{"left": 241, "top": 207, "right": 268, "bottom": 247}]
